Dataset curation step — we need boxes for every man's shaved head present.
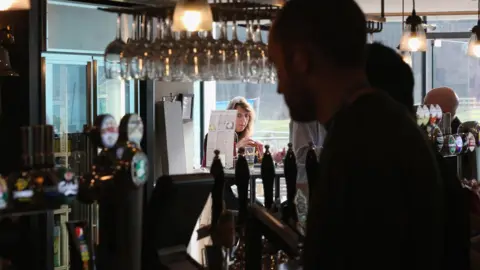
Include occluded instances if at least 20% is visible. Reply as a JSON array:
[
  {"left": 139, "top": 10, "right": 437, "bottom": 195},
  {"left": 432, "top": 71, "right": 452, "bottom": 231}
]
[{"left": 424, "top": 87, "right": 459, "bottom": 116}]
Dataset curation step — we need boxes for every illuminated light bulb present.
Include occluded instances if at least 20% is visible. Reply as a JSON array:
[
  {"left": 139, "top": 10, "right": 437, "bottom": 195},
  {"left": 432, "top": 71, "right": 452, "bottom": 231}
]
[
  {"left": 181, "top": 11, "right": 202, "bottom": 32},
  {"left": 473, "top": 45, "right": 480, "bottom": 58},
  {"left": 0, "top": 0, "right": 14, "bottom": 11},
  {"left": 408, "top": 37, "right": 421, "bottom": 52},
  {"left": 0, "top": 0, "right": 30, "bottom": 11},
  {"left": 172, "top": 0, "right": 213, "bottom": 32}
]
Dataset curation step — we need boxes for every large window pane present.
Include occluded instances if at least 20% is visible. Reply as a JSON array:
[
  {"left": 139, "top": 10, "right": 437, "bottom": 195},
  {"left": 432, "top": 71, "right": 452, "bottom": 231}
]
[
  {"left": 427, "top": 38, "right": 480, "bottom": 123},
  {"left": 95, "top": 58, "right": 135, "bottom": 121},
  {"left": 428, "top": 15, "right": 477, "bottom": 33},
  {"left": 373, "top": 17, "right": 423, "bottom": 105},
  {"left": 215, "top": 82, "right": 290, "bottom": 150}
]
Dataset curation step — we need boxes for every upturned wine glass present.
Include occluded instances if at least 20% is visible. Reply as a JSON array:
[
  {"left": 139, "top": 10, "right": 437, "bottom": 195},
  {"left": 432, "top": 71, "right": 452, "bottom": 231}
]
[{"left": 104, "top": 13, "right": 126, "bottom": 80}]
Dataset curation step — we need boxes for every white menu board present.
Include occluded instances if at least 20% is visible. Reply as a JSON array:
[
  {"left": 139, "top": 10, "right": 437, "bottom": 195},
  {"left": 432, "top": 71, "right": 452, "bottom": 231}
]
[{"left": 206, "top": 110, "right": 237, "bottom": 168}]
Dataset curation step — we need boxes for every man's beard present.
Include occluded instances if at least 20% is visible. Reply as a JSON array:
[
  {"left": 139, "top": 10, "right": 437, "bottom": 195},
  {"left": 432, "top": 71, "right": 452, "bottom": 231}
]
[{"left": 284, "top": 85, "right": 317, "bottom": 123}]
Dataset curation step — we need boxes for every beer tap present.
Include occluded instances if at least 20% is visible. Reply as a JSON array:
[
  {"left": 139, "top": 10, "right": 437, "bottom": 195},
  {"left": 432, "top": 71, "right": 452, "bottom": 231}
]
[
  {"left": 305, "top": 142, "right": 318, "bottom": 196},
  {"left": 260, "top": 145, "right": 275, "bottom": 211},
  {"left": 235, "top": 147, "right": 250, "bottom": 227},
  {"left": 458, "top": 121, "right": 480, "bottom": 181},
  {"left": 77, "top": 114, "right": 119, "bottom": 204},
  {"left": 283, "top": 143, "right": 298, "bottom": 226},
  {"left": 425, "top": 106, "right": 444, "bottom": 153},
  {"left": 442, "top": 113, "right": 457, "bottom": 157},
  {"left": 230, "top": 147, "right": 250, "bottom": 270},
  {"left": 458, "top": 121, "right": 478, "bottom": 154},
  {"left": 198, "top": 150, "right": 231, "bottom": 247},
  {"left": 210, "top": 149, "right": 226, "bottom": 241},
  {"left": 205, "top": 150, "right": 235, "bottom": 270},
  {"left": 116, "top": 114, "right": 148, "bottom": 189}
]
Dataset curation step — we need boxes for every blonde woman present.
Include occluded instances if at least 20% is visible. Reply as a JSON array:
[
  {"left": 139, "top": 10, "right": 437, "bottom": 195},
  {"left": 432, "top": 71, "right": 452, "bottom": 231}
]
[{"left": 202, "top": 96, "right": 264, "bottom": 167}]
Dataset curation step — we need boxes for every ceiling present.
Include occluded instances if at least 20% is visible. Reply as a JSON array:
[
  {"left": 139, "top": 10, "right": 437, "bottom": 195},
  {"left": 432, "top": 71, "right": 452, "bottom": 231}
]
[{"left": 356, "top": 0, "right": 478, "bottom": 14}]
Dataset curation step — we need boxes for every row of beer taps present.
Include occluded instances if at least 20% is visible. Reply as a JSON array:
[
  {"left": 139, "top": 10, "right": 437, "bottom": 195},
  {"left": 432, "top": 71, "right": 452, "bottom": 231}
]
[{"left": 206, "top": 141, "right": 320, "bottom": 269}]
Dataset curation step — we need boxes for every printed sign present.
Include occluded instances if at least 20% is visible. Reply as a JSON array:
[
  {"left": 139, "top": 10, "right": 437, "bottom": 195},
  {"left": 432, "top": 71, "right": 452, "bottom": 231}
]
[
  {"left": 131, "top": 152, "right": 148, "bottom": 187},
  {"left": 126, "top": 114, "right": 144, "bottom": 146},
  {"left": 100, "top": 115, "right": 119, "bottom": 149}
]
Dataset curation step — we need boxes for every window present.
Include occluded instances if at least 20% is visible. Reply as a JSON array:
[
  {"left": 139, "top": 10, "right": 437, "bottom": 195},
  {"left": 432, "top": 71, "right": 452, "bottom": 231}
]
[
  {"left": 373, "top": 17, "right": 424, "bottom": 105},
  {"left": 424, "top": 15, "right": 480, "bottom": 123},
  {"left": 428, "top": 15, "right": 477, "bottom": 33},
  {"left": 203, "top": 23, "right": 290, "bottom": 153},
  {"left": 214, "top": 82, "right": 290, "bottom": 150}
]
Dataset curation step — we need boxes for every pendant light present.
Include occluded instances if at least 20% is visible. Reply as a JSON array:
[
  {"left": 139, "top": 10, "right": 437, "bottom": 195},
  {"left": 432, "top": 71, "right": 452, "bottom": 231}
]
[
  {"left": 399, "top": 0, "right": 426, "bottom": 52},
  {"left": 0, "top": 0, "right": 30, "bottom": 11},
  {"left": 398, "top": 0, "right": 412, "bottom": 67},
  {"left": 172, "top": 0, "right": 213, "bottom": 32},
  {"left": 271, "top": 0, "right": 286, "bottom": 6},
  {"left": 467, "top": 0, "right": 480, "bottom": 57},
  {"left": 400, "top": 51, "right": 413, "bottom": 67}
]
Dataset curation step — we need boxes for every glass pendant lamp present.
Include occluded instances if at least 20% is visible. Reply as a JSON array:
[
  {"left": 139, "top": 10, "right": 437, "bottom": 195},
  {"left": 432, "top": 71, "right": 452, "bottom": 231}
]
[
  {"left": 172, "top": 0, "right": 213, "bottom": 32},
  {"left": 399, "top": 51, "right": 413, "bottom": 67},
  {"left": 467, "top": 0, "right": 480, "bottom": 57},
  {"left": 0, "top": 0, "right": 30, "bottom": 11},
  {"left": 399, "top": 0, "right": 427, "bottom": 52}
]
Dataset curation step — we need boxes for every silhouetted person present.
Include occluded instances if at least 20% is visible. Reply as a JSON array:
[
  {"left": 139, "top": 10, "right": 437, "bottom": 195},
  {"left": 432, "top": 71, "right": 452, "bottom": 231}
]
[{"left": 268, "top": 1, "right": 445, "bottom": 269}]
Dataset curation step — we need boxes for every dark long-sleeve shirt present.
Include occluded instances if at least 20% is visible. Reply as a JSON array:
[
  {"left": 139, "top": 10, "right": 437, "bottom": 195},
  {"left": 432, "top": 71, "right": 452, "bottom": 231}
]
[{"left": 303, "top": 92, "right": 444, "bottom": 270}]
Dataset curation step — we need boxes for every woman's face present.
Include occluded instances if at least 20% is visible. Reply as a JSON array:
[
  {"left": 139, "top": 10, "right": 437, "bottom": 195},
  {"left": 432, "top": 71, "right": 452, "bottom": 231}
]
[{"left": 235, "top": 106, "right": 250, "bottom": 133}]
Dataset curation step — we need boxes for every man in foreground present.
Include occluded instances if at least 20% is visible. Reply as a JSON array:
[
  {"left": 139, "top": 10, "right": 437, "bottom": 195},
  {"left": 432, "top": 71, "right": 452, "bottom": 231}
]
[
  {"left": 268, "top": 1, "right": 445, "bottom": 269},
  {"left": 292, "top": 42, "right": 416, "bottom": 199}
]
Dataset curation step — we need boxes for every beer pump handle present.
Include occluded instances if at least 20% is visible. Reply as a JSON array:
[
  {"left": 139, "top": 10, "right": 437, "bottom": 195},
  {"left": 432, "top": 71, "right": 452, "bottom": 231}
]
[
  {"left": 260, "top": 145, "right": 275, "bottom": 210},
  {"left": 44, "top": 125, "right": 55, "bottom": 169},
  {"left": 284, "top": 143, "right": 298, "bottom": 221},
  {"left": 235, "top": 147, "right": 250, "bottom": 226},
  {"left": 305, "top": 141, "right": 319, "bottom": 196},
  {"left": 210, "top": 149, "right": 225, "bottom": 232},
  {"left": 33, "top": 125, "right": 46, "bottom": 169},
  {"left": 284, "top": 143, "right": 297, "bottom": 202},
  {"left": 20, "top": 126, "right": 33, "bottom": 169},
  {"left": 443, "top": 113, "right": 452, "bottom": 135}
]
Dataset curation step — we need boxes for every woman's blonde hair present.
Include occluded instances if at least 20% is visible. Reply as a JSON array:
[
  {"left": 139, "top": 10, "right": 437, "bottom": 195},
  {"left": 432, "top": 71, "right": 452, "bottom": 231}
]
[{"left": 226, "top": 96, "right": 255, "bottom": 141}]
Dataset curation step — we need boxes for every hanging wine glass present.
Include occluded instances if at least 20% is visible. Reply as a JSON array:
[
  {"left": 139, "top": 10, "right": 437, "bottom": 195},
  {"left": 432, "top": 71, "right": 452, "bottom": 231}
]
[
  {"left": 120, "top": 15, "right": 139, "bottom": 80},
  {"left": 185, "top": 31, "right": 206, "bottom": 81},
  {"left": 241, "top": 19, "right": 256, "bottom": 83},
  {"left": 173, "top": 31, "right": 190, "bottom": 82},
  {"left": 131, "top": 15, "right": 152, "bottom": 80},
  {"left": 201, "top": 30, "right": 216, "bottom": 81},
  {"left": 104, "top": 13, "right": 126, "bottom": 80},
  {"left": 159, "top": 18, "right": 180, "bottom": 82},
  {"left": 215, "top": 20, "right": 231, "bottom": 81},
  {"left": 253, "top": 18, "right": 269, "bottom": 84},
  {"left": 150, "top": 17, "right": 164, "bottom": 80},
  {"left": 227, "top": 16, "right": 244, "bottom": 81}
]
